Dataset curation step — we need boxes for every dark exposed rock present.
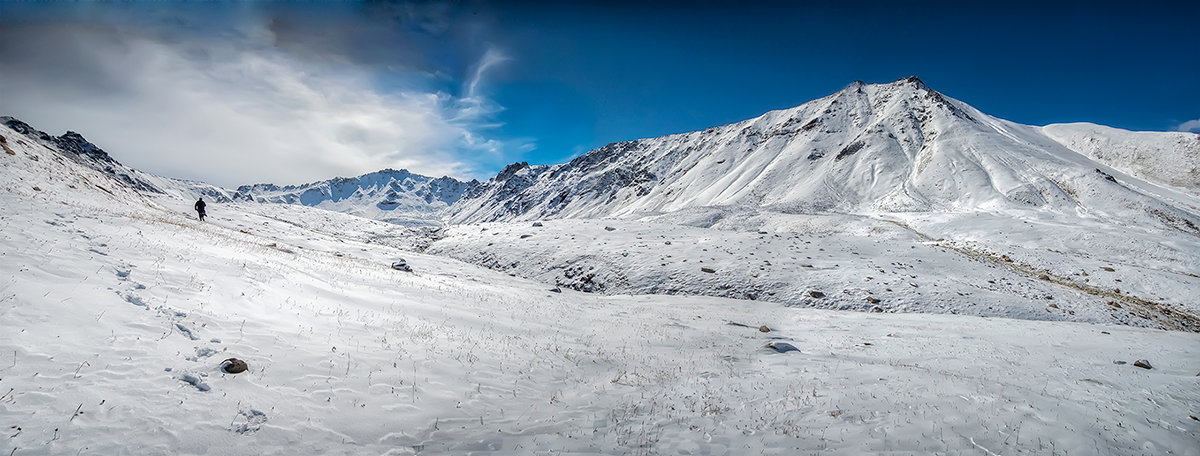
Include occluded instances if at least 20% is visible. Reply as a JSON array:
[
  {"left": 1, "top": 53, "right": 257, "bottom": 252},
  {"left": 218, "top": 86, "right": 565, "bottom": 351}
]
[
  {"left": 1133, "top": 359, "right": 1153, "bottom": 369},
  {"left": 221, "top": 358, "right": 249, "bottom": 374},
  {"left": 835, "top": 140, "right": 866, "bottom": 160}
]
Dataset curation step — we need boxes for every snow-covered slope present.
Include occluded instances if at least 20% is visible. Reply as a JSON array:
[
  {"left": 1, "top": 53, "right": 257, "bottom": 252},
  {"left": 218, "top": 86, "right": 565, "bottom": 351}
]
[
  {"left": 4, "top": 115, "right": 1200, "bottom": 455},
  {"left": 449, "top": 78, "right": 1200, "bottom": 238},
  {"left": 1042, "top": 122, "right": 1200, "bottom": 192},
  {"left": 234, "top": 169, "right": 478, "bottom": 226},
  {"left": 1, "top": 116, "right": 235, "bottom": 203},
  {"left": 422, "top": 78, "right": 1200, "bottom": 332}
]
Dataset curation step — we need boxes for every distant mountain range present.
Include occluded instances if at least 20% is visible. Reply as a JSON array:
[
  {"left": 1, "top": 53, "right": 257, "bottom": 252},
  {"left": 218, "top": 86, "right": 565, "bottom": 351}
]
[
  {"left": 5, "top": 77, "right": 1198, "bottom": 231},
  {"left": 232, "top": 170, "right": 477, "bottom": 226}
]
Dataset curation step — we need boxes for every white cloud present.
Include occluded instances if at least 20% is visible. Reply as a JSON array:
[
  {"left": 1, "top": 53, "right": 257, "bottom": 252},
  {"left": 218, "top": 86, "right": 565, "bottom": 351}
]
[
  {"left": 0, "top": 22, "right": 520, "bottom": 187},
  {"left": 1176, "top": 119, "right": 1200, "bottom": 133},
  {"left": 466, "top": 47, "right": 510, "bottom": 99}
]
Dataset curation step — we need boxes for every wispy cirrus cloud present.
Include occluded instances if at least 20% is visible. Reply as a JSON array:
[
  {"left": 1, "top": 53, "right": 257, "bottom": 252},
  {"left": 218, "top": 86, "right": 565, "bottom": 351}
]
[{"left": 0, "top": 3, "right": 523, "bottom": 187}]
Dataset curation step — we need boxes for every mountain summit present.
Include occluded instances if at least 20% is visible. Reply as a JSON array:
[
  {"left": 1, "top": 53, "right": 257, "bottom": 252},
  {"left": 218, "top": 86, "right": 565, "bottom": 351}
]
[{"left": 447, "top": 78, "right": 1199, "bottom": 232}]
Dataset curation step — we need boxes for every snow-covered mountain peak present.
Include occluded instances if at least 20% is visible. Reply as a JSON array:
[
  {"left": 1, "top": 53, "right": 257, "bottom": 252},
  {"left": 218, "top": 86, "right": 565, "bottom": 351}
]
[
  {"left": 449, "top": 79, "right": 1200, "bottom": 233},
  {"left": 233, "top": 168, "right": 478, "bottom": 226}
]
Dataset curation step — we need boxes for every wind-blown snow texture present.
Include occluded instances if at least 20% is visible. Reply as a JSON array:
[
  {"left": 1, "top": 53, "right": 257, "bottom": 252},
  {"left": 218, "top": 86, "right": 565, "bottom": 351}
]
[{"left": 3, "top": 77, "right": 1200, "bottom": 454}]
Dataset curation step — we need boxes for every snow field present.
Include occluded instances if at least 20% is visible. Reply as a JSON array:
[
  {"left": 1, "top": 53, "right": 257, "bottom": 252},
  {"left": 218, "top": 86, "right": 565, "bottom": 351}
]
[{"left": 0, "top": 188, "right": 1196, "bottom": 454}]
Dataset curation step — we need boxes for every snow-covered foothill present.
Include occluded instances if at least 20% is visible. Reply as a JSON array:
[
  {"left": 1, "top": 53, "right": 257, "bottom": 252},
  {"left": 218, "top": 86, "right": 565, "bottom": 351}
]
[{"left": 1041, "top": 122, "right": 1200, "bottom": 193}]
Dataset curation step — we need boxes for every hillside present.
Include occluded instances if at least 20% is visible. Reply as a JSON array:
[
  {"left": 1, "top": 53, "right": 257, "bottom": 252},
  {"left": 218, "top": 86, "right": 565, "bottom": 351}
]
[
  {"left": 419, "top": 79, "right": 1200, "bottom": 332},
  {"left": 3, "top": 107, "right": 1200, "bottom": 455},
  {"left": 448, "top": 78, "right": 1200, "bottom": 235}
]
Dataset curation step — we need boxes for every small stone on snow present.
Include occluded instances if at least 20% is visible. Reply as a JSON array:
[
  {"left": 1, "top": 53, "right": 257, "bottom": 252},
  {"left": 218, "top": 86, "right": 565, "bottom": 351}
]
[{"left": 222, "top": 358, "right": 249, "bottom": 374}]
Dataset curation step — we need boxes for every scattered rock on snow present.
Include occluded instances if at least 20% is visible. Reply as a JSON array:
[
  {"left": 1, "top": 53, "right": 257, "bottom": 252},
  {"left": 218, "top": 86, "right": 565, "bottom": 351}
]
[
  {"left": 866, "top": 296, "right": 881, "bottom": 304},
  {"left": 700, "top": 267, "right": 716, "bottom": 273},
  {"left": 870, "top": 306, "right": 884, "bottom": 313},
  {"left": 604, "top": 226, "right": 616, "bottom": 231},
  {"left": 764, "top": 341, "right": 799, "bottom": 353},
  {"left": 390, "top": 260, "right": 412, "bottom": 272},
  {"left": 808, "top": 290, "right": 825, "bottom": 298},
  {"left": 758, "top": 325, "right": 771, "bottom": 333},
  {"left": 1133, "top": 359, "right": 1153, "bottom": 369},
  {"left": 532, "top": 222, "right": 543, "bottom": 227},
  {"left": 221, "top": 358, "right": 249, "bottom": 374},
  {"left": 1101, "top": 266, "right": 1115, "bottom": 272}
]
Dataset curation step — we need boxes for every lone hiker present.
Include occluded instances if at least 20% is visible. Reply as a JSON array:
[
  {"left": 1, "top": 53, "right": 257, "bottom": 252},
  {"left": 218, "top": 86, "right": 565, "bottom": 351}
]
[{"left": 194, "top": 197, "right": 207, "bottom": 221}]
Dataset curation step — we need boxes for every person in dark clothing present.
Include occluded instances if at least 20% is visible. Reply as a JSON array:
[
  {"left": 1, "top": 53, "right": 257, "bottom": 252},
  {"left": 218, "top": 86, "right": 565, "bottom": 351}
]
[{"left": 194, "top": 197, "right": 207, "bottom": 221}]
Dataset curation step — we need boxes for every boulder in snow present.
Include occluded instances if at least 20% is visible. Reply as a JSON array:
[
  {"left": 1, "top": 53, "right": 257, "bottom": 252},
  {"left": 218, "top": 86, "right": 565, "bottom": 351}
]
[
  {"left": 764, "top": 341, "right": 799, "bottom": 353},
  {"left": 221, "top": 358, "right": 249, "bottom": 374}
]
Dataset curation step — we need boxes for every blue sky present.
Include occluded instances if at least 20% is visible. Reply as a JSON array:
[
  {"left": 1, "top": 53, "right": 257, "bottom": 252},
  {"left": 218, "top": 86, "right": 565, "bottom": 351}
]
[{"left": 1, "top": 1, "right": 1197, "bottom": 187}]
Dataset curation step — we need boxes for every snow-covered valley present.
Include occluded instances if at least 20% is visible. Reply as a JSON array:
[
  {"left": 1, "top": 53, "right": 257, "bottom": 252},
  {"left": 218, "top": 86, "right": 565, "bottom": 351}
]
[{"left": 3, "top": 77, "right": 1200, "bottom": 454}]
